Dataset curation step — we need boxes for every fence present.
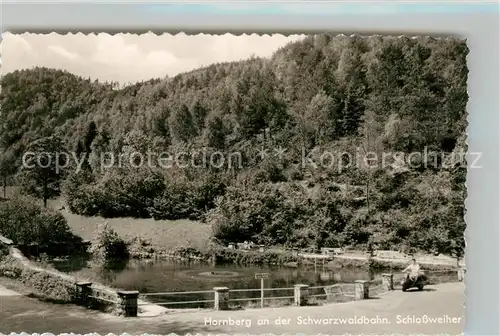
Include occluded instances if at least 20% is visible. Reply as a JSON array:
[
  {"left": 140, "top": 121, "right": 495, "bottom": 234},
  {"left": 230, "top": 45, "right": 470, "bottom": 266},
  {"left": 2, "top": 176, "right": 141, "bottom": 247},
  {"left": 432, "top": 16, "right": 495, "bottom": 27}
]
[
  {"left": 134, "top": 276, "right": 401, "bottom": 313},
  {"left": 78, "top": 267, "right": 463, "bottom": 317},
  {"left": 2, "top": 236, "right": 465, "bottom": 318},
  {"left": 64, "top": 268, "right": 467, "bottom": 317}
]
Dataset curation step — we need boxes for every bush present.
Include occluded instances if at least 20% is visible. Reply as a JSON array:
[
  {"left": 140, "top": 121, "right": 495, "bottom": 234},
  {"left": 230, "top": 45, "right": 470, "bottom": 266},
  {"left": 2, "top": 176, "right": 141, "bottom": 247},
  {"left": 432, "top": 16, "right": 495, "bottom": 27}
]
[
  {"left": 148, "top": 175, "right": 195, "bottom": 220},
  {"left": 0, "top": 255, "right": 76, "bottom": 303},
  {"left": 65, "top": 167, "right": 227, "bottom": 221},
  {"left": 0, "top": 196, "right": 74, "bottom": 245},
  {"left": 64, "top": 167, "right": 166, "bottom": 218},
  {"left": 146, "top": 171, "right": 226, "bottom": 220},
  {"left": 0, "top": 241, "right": 9, "bottom": 259},
  {"left": 207, "top": 183, "right": 348, "bottom": 247},
  {"left": 208, "top": 183, "right": 282, "bottom": 244},
  {"left": 89, "top": 221, "right": 130, "bottom": 261},
  {"left": 62, "top": 169, "right": 99, "bottom": 216},
  {"left": 214, "top": 248, "right": 297, "bottom": 265},
  {"left": 20, "top": 268, "right": 76, "bottom": 303}
]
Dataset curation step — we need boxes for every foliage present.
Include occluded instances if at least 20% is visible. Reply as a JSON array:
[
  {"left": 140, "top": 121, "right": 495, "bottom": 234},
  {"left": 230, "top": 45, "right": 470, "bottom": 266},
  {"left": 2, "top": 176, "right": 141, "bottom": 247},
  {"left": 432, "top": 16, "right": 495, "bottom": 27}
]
[
  {"left": 208, "top": 183, "right": 350, "bottom": 248},
  {"left": 0, "top": 241, "right": 9, "bottom": 259},
  {"left": 0, "top": 149, "right": 17, "bottom": 199},
  {"left": 16, "top": 135, "right": 69, "bottom": 207},
  {"left": 214, "top": 248, "right": 297, "bottom": 265},
  {"left": 88, "top": 221, "right": 130, "bottom": 261},
  {"left": 0, "top": 35, "right": 468, "bottom": 256},
  {"left": 0, "top": 257, "right": 76, "bottom": 303},
  {"left": 0, "top": 196, "right": 74, "bottom": 245}
]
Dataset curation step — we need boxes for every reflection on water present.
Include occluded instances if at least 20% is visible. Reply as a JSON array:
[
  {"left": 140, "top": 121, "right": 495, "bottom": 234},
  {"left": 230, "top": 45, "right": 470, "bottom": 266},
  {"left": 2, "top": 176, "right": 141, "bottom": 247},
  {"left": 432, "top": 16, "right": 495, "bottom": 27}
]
[
  {"left": 52, "top": 256, "right": 374, "bottom": 293},
  {"left": 51, "top": 256, "right": 457, "bottom": 308}
]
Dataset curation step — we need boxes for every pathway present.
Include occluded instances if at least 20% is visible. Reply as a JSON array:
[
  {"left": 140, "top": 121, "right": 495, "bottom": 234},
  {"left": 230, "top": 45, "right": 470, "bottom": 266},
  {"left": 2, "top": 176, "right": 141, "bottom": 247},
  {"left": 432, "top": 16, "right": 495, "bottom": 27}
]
[{"left": 1, "top": 282, "right": 464, "bottom": 335}]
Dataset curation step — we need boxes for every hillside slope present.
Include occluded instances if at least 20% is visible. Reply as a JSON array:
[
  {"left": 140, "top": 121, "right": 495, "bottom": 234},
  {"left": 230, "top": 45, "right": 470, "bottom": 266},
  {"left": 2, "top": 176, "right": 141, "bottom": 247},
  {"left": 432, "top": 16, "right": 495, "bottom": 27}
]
[{"left": 0, "top": 35, "right": 468, "bottom": 256}]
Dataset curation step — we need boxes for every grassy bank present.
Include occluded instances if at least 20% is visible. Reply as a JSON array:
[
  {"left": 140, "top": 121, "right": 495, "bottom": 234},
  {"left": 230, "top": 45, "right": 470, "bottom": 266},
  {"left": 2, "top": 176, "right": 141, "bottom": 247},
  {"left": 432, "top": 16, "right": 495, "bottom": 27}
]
[
  {"left": 2, "top": 189, "right": 463, "bottom": 270},
  {"left": 0, "top": 254, "right": 76, "bottom": 304},
  {"left": 126, "top": 243, "right": 299, "bottom": 266},
  {"left": 61, "top": 211, "right": 212, "bottom": 252},
  {"left": 0, "top": 243, "right": 118, "bottom": 312},
  {"left": 3, "top": 188, "right": 212, "bottom": 254}
]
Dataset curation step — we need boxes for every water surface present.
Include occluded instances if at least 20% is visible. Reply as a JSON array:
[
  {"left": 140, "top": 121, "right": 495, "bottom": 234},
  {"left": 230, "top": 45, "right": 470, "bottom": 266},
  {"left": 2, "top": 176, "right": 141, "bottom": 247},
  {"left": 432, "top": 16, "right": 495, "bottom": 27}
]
[{"left": 51, "top": 257, "right": 457, "bottom": 308}]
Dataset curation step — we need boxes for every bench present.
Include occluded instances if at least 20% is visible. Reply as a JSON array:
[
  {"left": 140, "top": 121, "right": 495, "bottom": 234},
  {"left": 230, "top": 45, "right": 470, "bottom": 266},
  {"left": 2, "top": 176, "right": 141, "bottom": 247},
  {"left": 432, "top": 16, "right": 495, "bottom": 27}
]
[{"left": 321, "top": 247, "right": 344, "bottom": 255}]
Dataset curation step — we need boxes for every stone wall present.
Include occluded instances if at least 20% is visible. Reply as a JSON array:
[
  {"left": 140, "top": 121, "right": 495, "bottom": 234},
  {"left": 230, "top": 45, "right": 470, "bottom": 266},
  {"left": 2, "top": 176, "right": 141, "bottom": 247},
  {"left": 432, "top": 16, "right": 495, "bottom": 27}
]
[
  {"left": 0, "top": 236, "right": 166, "bottom": 317},
  {"left": 0, "top": 237, "right": 117, "bottom": 311}
]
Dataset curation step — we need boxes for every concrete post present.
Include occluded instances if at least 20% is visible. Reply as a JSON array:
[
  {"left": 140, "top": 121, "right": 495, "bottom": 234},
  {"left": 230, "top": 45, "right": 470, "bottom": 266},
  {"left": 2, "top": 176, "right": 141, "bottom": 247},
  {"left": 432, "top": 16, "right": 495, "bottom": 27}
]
[
  {"left": 213, "top": 287, "right": 229, "bottom": 310},
  {"left": 354, "top": 280, "right": 369, "bottom": 300},
  {"left": 381, "top": 273, "right": 394, "bottom": 291},
  {"left": 75, "top": 282, "right": 92, "bottom": 306},
  {"left": 294, "top": 284, "right": 310, "bottom": 306},
  {"left": 457, "top": 267, "right": 466, "bottom": 282},
  {"left": 117, "top": 290, "right": 139, "bottom": 317}
]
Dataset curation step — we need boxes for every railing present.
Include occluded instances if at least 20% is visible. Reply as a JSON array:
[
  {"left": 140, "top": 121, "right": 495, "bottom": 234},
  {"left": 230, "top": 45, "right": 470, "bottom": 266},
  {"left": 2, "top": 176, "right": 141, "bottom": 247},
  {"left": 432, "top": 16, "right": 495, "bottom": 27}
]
[
  {"left": 76, "top": 282, "right": 120, "bottom": 306},
  {"left": 308, "top": 284, "right": 357, "bottom": 303},
  {"left": 135, "top": 281, "right": 369, "bottom": 312},
  {"left": 131, "top": 268, "right": 464, "bottom": 313},
  {"left": 72, "top": 267, "right": 465, "bottom": 318},
  {"left": 139, "top": 289, "right": 215, "bottom": 307},
  {"left": 88, "top": 294, "right": 119, "bottom": 304},
  {"left": 228, "top": 287, "right": 296, "bottom": 306}
]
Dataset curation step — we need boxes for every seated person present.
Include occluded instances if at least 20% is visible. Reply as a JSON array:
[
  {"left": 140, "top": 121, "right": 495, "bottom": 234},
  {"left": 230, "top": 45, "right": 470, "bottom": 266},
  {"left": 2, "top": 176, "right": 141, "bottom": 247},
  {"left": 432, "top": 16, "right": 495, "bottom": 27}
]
[{"left": 403, "top": 258, "right": 421, "bottom": 281}]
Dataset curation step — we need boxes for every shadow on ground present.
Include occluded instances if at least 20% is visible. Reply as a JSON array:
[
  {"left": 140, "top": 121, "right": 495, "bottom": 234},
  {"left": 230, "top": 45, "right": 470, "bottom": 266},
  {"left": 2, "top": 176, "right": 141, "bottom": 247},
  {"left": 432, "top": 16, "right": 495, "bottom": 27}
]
[
  {"left": 403, "top": 288, "right": 436, "bottom": 292},
  {"left": 0, "top": 294, "right": 225, "bottom": 335}
]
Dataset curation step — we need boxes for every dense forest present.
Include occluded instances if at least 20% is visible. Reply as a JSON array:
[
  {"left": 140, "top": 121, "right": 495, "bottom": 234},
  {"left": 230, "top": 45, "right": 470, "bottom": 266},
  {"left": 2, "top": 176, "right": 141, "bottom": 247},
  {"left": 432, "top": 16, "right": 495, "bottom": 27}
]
[{"left": 0, "top": 35, "right": 468, "bottom": 256}]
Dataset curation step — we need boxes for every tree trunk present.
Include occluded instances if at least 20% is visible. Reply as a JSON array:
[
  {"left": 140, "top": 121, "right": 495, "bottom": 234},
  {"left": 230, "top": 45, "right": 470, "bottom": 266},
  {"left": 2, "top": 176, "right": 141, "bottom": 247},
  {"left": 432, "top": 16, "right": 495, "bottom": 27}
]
[
  {"left": 366, "top": 171, "right": 371, "bottom": 216},
  {"left": 2, "top": 176, "right": 6, "bottom": 199},
  {"left": 366, "top": 178, "right": 370, "bottom": 212},
  {"left": 43, "top": 180, "right": 48, "bottom": 208}
]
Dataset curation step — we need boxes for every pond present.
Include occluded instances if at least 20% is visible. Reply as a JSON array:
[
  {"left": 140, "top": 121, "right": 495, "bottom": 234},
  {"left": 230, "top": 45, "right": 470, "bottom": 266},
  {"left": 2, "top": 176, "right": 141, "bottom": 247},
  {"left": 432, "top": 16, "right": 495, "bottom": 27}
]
[{"left": 49, "top": 256, "right": 458, "bottom": 309}]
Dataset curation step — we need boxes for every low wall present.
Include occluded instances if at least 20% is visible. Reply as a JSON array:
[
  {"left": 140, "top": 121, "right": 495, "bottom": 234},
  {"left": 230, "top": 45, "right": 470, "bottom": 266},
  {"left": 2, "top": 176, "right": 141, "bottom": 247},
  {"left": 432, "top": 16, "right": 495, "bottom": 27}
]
[
  {"left": 327, "top": 250, "right": 464, "bottom": 271},
  {"left": 0, "top": 246, "right": 118, "bottom": 309},
  {"left": 16, "top": 240, "right": 91, "bottom": 258},
  {"left": 0, "top": 237, "right": 165, "bottom": 317}
]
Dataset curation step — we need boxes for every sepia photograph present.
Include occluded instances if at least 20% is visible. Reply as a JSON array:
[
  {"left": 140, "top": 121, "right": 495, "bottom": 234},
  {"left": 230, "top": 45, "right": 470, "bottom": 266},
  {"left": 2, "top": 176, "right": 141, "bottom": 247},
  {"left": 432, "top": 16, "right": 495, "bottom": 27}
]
[{"left": 0, "top": 32, "right": 467, "bottom": 335}]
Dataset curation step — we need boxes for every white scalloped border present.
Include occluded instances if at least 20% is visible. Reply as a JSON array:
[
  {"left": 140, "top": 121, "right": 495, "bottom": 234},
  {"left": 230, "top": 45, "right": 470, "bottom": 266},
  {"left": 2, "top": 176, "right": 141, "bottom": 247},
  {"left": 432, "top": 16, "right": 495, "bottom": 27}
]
[
  {"left": 0, "top": 32, "right": 464, "bottom": 38},
  {"left": 0, "top": 32, "right": 466, "bottom": 81},
  {"left": 0, "top": 334, "right": 463, "bottom": 336}
]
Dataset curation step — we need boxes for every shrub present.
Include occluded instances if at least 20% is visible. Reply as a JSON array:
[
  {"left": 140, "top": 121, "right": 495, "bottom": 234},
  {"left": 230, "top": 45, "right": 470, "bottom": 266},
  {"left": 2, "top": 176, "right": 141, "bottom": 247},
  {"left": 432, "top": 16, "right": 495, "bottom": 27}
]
[
  {"left": 0, "top": 196, "right": 74, "bottom": 245},
  {"left": 208, "top": 183, "right": 348, "bottom": 247},
  {"left": 89, "top": 221, "right": 129, "bottom": 261},
  {"left": 65, "top": 167, "right": 227, "bottom": 221},
  {"left": 65, "top": 167, "right": 166, "bottom": 218},
  {"left": 0, "top": 241, "right": 9, "bottom": 260},
  {"left": 20, "top": 268, "right": 76, "bottom": 302},
  {"left": 148, "top": 172, "right": 227, "bottom": 220},
  {"left": 0, "top": 255, "right": 76, "bottom": 303},
  {"left": 214, "top": 248, "right": 297, "bottom": 265},
  {"left": 62, "top": 169, "right": 99, "bottom": 215},
  {"left": 148, "top": 175, "right": 194, "bottom": 220}
]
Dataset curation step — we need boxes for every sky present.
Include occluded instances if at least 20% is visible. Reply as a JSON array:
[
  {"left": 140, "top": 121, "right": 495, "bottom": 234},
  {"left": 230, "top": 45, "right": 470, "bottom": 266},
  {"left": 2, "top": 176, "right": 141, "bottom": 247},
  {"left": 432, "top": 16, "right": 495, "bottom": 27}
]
[{"left": 1, "top": 32, "right": 305, "bottom": 84}]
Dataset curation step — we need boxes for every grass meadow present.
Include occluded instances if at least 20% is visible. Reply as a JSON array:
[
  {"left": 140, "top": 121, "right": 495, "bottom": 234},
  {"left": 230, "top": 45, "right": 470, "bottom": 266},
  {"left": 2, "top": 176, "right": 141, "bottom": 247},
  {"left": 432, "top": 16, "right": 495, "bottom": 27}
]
[{"left": 4, "top": 187, "right": 213, "bottom": 252}]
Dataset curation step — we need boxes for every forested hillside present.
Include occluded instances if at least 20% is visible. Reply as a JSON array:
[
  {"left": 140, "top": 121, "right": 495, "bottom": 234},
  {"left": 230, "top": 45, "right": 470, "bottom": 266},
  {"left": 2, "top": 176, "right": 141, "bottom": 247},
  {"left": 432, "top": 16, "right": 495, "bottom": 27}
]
[{"left": 0, "top": 35, "right": 468, "bottom": 256}]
